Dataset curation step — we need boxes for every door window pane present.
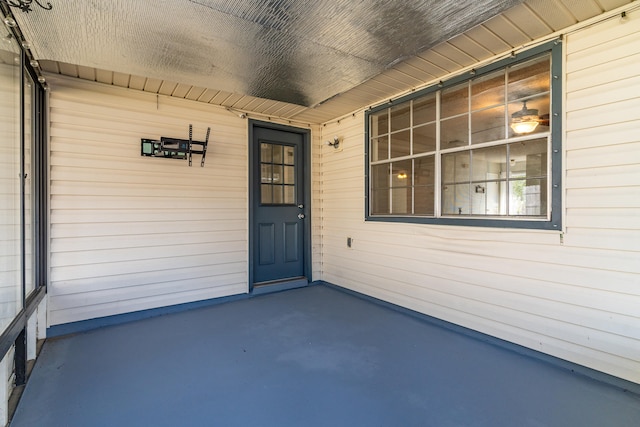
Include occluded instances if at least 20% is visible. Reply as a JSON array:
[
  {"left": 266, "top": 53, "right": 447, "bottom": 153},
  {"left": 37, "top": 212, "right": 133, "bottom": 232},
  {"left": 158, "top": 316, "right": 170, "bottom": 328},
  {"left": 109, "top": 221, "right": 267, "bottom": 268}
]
[{"left": 260, "top": 143, "right": 296, "bottom": 205}]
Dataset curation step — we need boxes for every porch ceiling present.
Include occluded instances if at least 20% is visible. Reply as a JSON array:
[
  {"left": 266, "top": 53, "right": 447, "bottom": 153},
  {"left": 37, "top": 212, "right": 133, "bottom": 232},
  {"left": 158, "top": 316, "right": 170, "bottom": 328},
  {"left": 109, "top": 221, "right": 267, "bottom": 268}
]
[{"left": 6, "top": 0, "right": 633, "bottom": 124}]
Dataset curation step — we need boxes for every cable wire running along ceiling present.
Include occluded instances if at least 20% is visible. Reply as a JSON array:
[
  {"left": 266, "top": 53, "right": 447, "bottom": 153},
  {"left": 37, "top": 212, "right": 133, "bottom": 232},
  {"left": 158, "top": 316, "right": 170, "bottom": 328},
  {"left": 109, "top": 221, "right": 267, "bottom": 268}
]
[{"left": 10, "top": 0, "right": 525, "bottom": 107}]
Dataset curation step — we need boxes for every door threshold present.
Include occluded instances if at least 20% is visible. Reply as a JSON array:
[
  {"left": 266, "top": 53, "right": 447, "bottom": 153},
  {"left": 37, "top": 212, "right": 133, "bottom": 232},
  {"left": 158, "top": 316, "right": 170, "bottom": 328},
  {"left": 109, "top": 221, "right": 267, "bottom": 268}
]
[{"left": 251, "top": 277, "right": 309, "bottom": 295}]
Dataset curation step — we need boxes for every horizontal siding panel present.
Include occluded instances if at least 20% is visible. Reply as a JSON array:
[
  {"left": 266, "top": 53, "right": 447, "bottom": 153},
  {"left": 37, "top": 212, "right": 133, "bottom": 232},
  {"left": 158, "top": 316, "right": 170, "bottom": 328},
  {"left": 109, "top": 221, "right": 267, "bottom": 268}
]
[
  {"left": 565, "top": 120, "right": 640, "bottom": 151},
  {"left": 565, "top": 8, "right": 640, "bottom": 55},
  {"left": 50, "top": 263, "right": 246, "bottom": 296},
  {"left": 566, "top": 164, "right": 640, "bottom": 188},
  {"left": 566, "top": 142, "right": 640, "bottom": 169},
  {"left": 51, "top": 230, "right": 244, "bottom": 253},
  {"left": 566, "top": 187, "right": 640, "bottom": 209},
  {"left": 566, "top": 28, "right": 640, "bottom": 73},
  {"left": 50, "top": 273, "right": 246, "bottom": 311},
  {"left": 566, "top": 75, "right": 640, "bottom": 112},
  {"left": 51, "top": 252, "right": 246, "bottom": 283},
  {"left": 565, "top": 98, "right": 640, "bottom": 131},
  {"left": 566, "top": 208, "right": 640, "bottom": 230},
  {"left": 51, "top": 220, "right": 246, "bottom": 239},
  {"left": 51, "top": 208, "right": 246, "bottom": 224},
  {"left": 566, "top": 52, "right": 640, "bottom": 93},
  {"left": 49, "top": 283, "right": 247, "bottom": 326}
]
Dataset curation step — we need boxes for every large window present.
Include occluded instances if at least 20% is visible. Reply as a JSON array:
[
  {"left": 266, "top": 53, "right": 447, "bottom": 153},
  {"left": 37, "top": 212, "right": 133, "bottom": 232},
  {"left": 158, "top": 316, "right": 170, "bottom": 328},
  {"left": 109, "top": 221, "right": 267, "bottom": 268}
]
[{"left": 366, "top": 41, "right": 561, "bottom": 229}]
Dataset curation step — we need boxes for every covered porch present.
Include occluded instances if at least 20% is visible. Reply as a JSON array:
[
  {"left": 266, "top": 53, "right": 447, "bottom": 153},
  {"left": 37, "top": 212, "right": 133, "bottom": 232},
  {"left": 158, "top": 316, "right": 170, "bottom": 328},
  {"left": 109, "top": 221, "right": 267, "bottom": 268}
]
[{"left": 10, "top": 285, "right": 640, "bottom": 426}]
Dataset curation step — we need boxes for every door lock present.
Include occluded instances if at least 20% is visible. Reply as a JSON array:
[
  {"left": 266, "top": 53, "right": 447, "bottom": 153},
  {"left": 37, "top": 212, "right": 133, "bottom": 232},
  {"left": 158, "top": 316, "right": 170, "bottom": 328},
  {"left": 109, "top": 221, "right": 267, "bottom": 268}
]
[
  {"left": 298, "top": 213, "right": 305, "bottom": 219},
  {"left": 298, "top": 204, "right": 304, "bottom": 209}
]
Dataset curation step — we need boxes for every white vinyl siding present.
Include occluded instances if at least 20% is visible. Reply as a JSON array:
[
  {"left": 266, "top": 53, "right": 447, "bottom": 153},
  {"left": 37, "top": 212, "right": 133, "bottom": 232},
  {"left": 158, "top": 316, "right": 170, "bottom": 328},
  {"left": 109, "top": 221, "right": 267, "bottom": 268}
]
[
  {"left": 320, "top": 11, "right": 640, "bottom": 384},
  {"left": 48, "top": 77, "right": 249, "bottom": 325},
  {"left": 48, "top": 76, "right": 321, "bottom": 326}
]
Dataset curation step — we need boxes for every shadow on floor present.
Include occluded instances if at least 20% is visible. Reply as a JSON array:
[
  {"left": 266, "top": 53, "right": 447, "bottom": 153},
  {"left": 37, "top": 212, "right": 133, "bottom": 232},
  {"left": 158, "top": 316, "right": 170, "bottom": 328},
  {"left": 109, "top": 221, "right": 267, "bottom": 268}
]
[{"left": 10, "top": 285, "right": 640, "bottom": 426}]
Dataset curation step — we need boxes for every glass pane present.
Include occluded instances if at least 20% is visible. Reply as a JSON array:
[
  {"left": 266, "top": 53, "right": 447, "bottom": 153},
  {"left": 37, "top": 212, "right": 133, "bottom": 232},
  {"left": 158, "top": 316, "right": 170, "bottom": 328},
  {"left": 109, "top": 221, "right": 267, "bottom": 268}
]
[
  {"left": 371, "top": 189, "right": 390, "bottom": 214},
  {"left": 441, "top": 83, "right": 469, "bottom": 118},
  {"left": 283, "top": 166, "right": 295, "bottom": 184},
  {"left": 370, "top": 110, "right": 389, "bottom": 137},
  {"left": 283, "top": 146, "right": 295, "bottom": 165},
  {"left": 413, "top": 94, "right": 436, "bottom": 126},
  {"left": 371, "top": 135, "right": 389, "bottom": 161},
  {"left": 472, "top": 146, "right": 507, "bottom": 182},
  {"left": 24, "top": 75, "right": 34, "bottom": 296},
  {"left": 273, "top": 186, "right": 284, "bottom": 204},
  {"left": 471, "top": 69, "right": 505, "bottom": 110},
  {"left": 390, "top": 103, "right": 411, "bottom": 132},
  {"left": 273, "top": 145, "right": 283, "bottom": 164},
  {"left": 508, "top": 138, "right": 547, "bottom": 179},
  {"left": 415, "top": 156, "right": 435, "bottom": 186},
  {"left": 392, "top": 160, "right": 412, "bottom": 187},
  {"left": 390, "top": 130, "right": 410, "bottom": 159},
  {"left": 414, "top": 185, "right": 435, "bottom": 216},
  {"left": 442, "top": 151, "right": 470, "bottom": 184},
  {"left": 415, "top": 156, "right": 435, "bottom": 216},
  {"left": 284, "top": 186, "right": 295, "bottom": 204},
  {"left": 371, "top": 164, "right": 390, "bottom": 190},
  {"left": 261, "top": 184, "right": 272, "bottom": 204},
  {"left": 471, "top": 105, "right": 505, "bottom": 144},
  {"left": 391, "top": 188, "right": 412, "bottom": 214},
  {"left": 261, "top": 164, "right": 272, "bottom": 183},
  {"left": 260, "top": 143, "right": 272, "bottom": 162},
  {"left": 413, "top": 123, "right": 436, "bottom": 154},
  {"left": 272, "top": 165, "right": 283, "bottom": 184},
  {"left": 508, "top": 94, "right": 550, "bottom": 138},
  {"left": 441, "top": 115, "right": 468, "bottom": 148},
  {"left": 442, "top": 183, "right": 470, "bottom": 215},
  {"left": 472, "top": 179, "right": 506, "bottom": 215},
  {"left": 509, "top": 179, "right": 547, "bottom": 216},
  {"left": 508, "top": 55, "right": 550, "bottom": 102},
  {"left": 0, "top": 33, "right": 23, "bottom": 333}
]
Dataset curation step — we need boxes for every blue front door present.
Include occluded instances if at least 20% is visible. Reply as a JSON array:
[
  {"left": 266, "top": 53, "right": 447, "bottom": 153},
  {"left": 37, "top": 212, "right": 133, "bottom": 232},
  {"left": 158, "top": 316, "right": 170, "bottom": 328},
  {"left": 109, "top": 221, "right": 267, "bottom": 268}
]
[{"left": 251, "top": 124, "right": 307, "bottom": 285}]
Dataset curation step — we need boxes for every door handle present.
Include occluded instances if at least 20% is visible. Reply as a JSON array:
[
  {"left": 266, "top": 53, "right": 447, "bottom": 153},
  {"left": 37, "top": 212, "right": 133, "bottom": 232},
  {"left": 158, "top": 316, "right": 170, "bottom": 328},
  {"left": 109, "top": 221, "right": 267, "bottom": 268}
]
[{"left": 298, "top": 213, "right": 305, "bottom": 219}]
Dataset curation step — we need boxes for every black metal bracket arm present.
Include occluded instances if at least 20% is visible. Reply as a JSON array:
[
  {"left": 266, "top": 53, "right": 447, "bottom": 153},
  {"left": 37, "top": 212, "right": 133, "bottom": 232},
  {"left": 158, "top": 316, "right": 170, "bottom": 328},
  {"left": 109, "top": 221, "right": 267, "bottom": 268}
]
[{"left": 141, "top": 124, "right": 210, "bottom": 167}]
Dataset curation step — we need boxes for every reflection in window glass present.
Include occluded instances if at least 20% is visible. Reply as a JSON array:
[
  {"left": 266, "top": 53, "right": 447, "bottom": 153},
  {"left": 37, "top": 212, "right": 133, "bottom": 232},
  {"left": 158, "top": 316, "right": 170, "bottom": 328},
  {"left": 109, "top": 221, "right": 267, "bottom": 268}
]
[
  {"left": 390, "top": 130, "right": 410, "bottom": 159},
  {"left": 441, "top": 115, "right": 468, "bottom": 148},
  {"left": 372, "top": 135, "right": 389, "bottom": 161},
  {"left": 413, "top": 123, "right": 436, "bottom": 154},
  {"left": 471, "top": 69, "right": 505, "bottom": 110},
  {"left": 24, "top": 73, "right": 35, "bottom": 296},
  {"left": 370, "top": 111, "right": 389, "bottom": 137},
  {"left": 413, "top": 94, "right": 436, "bottom": 126},
  {"left": 415, "top": 156, "right": 435, "bottom": 215},
  {"left": 441, "top": 85, "right": 469, "bottom": 118},
  {"left": 390, "top": 104, "right": 411, "bottom": 132},
  {"left": 471, "top": 105, "right": 505, "bottom": 144}
]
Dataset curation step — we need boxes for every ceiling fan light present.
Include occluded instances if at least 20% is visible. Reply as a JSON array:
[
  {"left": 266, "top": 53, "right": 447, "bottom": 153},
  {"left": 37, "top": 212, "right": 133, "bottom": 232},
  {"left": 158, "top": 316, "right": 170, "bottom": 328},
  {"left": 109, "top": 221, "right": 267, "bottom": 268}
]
[
  {"left": 511, "top": 101, "right": 540, "bottom": 134},
  {"left": 510, "top": 120, "right": 539, "bottom": 134}
]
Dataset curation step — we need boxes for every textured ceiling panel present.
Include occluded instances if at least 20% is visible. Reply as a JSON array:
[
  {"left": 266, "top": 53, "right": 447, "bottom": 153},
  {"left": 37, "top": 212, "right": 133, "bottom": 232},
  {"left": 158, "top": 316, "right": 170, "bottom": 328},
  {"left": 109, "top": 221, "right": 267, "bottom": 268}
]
[{"left": 13, "top": 0, "right": 523, "bottom": 107}]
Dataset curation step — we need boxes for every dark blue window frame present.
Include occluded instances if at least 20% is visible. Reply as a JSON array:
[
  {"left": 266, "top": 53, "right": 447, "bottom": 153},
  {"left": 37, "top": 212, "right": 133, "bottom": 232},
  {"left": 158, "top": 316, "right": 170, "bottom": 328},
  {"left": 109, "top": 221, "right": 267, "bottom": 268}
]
[{"left": 364, "top": 40, "right": 562, "bottom": 230}]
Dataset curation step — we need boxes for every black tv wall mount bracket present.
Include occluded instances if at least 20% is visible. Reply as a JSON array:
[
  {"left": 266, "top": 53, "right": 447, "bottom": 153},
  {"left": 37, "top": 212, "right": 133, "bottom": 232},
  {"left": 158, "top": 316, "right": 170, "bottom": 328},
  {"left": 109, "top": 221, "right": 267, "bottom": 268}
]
[{"left": 141, "top": 124, "right": 210, "bottom": 167}]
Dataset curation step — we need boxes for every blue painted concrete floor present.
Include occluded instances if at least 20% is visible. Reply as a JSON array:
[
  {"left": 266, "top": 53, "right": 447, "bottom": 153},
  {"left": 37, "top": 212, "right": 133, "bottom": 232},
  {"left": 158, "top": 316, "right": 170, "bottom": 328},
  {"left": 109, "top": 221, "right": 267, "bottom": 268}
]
[{"left": 11, "top": 285, "right": 640, "bottom": 426}]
